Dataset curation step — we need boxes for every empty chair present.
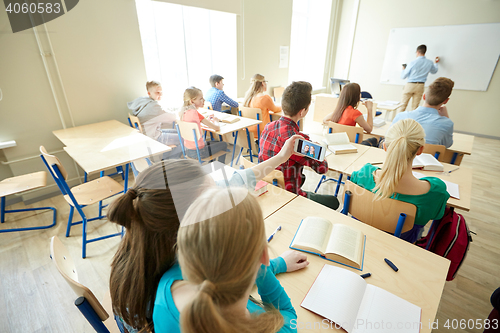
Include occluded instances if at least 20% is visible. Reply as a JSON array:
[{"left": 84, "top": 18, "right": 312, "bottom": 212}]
[
  {"left": 50, "top": 236, "right": 120, "bottom": 333},
  {"left": 273, "top": 86, "right": 285, "bottom": 103},
  {"left": 238, "top": 106, "right": 263, "bottom": 162},
  {"left": 423, "top": 143, "right": 446, "bottom": 160},
  {"left": 341, "top": 180, "right": 416, "bottom": 237},
  {"left": 128, "top": 113, "right": 144, "bottom": 133},
  {"left": 0, "top": 171, "right": 56, "bottom": 233},
  {"left": 361, "top": 91, "right": 373, "bottom": 99},
  {"left": 40, "top": 146, "right": 123, "bottom": 258}
]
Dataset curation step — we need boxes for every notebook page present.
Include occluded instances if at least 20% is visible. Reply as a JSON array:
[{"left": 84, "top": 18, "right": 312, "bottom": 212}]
[
  {"left": 292, "top": 217, "right": 332, "bottom": 254},
  {"left": 301, "top": 265, "right": 367, "bottom": 333},
  {"left": 353, "top": 284, "right": 421, "bottom": 333}
]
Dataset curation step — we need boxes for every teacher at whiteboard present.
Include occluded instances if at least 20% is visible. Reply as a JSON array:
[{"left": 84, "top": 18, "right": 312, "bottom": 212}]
[{"left": 397, "top": 44, "right": 439, "bottom": 113}]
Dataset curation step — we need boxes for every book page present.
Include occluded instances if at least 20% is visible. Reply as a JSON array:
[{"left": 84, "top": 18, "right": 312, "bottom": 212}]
[
  {"left": 324, "top": 132, "right": 350, "bottom": 145},
  {"left": 353, "top": 285, "right": 421, "bottom": 333},
  {"left": 418, "top": 153, "right": 443, "bottom": 171},
  {"left": 325, "top": 224, "right": 364, "bottom": 265},
  {"left": 301, "top": 265, "right": 367, "bottom": 333},
  {"left": 291, "top": 217, "right": 333, "bottom": 255},
  {"left": 329, "top": 144, "right": 357, "bottom": 153},
  {"left": 412, "top": 155, "right": 424, "bottom": 169}
]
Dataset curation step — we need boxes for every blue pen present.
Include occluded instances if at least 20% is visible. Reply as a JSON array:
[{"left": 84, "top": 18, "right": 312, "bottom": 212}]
[
  {"left": 384, "top": 258, "right": 399, "bottom": 272},
  {"left": 267, "top": 226, "right": 282, "bottom": 242}
]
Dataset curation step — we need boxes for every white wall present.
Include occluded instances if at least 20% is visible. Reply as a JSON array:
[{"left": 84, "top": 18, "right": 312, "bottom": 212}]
[{"left": 333, "top": 0, "right": 500, "bottom": 138}]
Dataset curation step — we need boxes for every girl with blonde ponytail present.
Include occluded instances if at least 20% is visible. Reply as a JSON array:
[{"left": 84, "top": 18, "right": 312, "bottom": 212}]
[
  {"left": 350, "top": 118, "right": 450, "bottom": 243},
  {"left": 243, "top": 74, "right": 282, "bottom": 137},
  {"left": 157, "top": 187, "right": 303, "bottom": 333}
]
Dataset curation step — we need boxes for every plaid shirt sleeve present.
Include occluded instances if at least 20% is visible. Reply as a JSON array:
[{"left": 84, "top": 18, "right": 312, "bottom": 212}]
[
  {"left": 259, "top": 119, "right": 328, "bottom": 196},
  {"left": 219, "top": 91, "right": 239, "bottom": 108}
]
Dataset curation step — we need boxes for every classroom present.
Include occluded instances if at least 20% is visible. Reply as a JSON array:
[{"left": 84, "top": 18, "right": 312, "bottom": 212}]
[{"left": 0, "top": 0, "right": 499, "bottom": 332}]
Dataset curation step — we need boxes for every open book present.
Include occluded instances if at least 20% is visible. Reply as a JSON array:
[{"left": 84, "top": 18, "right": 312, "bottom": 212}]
[
  {"left": 218, "top": 113, "right": 240, "bottom": 124},
  {"left": 302, "top": 265, "right": 422, "bottom": 333},
  {"left": 412, "top": 153, "right": 444, "bottom": 171},
  {"left": 290, "top": 217, "right": 365, "bottom": 270},
  {"left": 323, "top": 132, "right": 357, "bottom": 155}
]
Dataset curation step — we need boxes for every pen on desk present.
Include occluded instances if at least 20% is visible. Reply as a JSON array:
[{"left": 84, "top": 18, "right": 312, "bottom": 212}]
[
  {"left": 446, "top": 167, "right": 460, "bottom": 173},
  {"left": 360, "top": 273, "right": 371, "bottom": 279},
  {"left": 384, "top": 258, "right": 399, "bottom": 272},
  {"left": 371, "top": 162, "right": 384, "bottom": 165},
  {"left": 267, "top": 225, "right": 282, "bottom": 242}
]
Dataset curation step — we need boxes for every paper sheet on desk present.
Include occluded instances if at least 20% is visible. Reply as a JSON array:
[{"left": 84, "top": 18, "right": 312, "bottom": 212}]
[{"left": 413, "top": 171, "right": 460, "bottom": 199}]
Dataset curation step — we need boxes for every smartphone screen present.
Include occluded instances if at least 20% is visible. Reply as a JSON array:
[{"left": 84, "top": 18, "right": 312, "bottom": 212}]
[{"left": 296, "top": 139, "right": 323, "bottom": 160}]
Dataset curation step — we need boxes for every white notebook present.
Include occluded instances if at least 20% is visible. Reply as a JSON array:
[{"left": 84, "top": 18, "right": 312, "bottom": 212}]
[
  {"left": 412, "top": 153, "right": 444, "bottom": 171},
  {"left": 301, "top": 265, "right": 422, "bottom": 333},
  {"left": 323, "top": 132, "right": 357, "bottom": 154}
]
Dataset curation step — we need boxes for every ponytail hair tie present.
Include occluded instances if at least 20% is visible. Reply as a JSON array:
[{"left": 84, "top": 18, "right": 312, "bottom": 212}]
[
  {"left": 127, "top": 188, "right": 138, "bottom": 200},
  {"left": 199, "top": 280, "right": 217, "bottom": 297}
]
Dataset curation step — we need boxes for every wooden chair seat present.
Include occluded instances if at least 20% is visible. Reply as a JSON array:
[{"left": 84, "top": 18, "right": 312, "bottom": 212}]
[
  {"left": 0, "top": 171, "right": 47, "bottom": 197},
  {"left": 343, "top": 180, "right": 416, "bottom": 235},
  {"left": 63, "top": 176, "right": 123, "bottom": 206}
]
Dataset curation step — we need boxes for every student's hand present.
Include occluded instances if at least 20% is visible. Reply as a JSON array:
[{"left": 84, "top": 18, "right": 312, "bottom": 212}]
[
  {"left": 277, "top": 134, "right": 302, "bottom": 160},
  {"left": 438, "top": 105, "right": 449, "bottom": 118},
  {"left": 280, "top": 250, "right": 309, "bottom": 272},
  {"left": 435, "top": 56, "right": 440, "bottom": 63},
  {"left": 362, "top": 100, "right": 373, "bottom": 112}
]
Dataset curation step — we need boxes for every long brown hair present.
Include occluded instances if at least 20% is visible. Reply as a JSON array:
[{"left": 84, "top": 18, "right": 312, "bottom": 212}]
[
  {"left": 330, "top": 83, "right": 361, "bottom": 123},
  {"left": 243, "top": 74, "right": 266, "bottom": 107},
  {"left": 108, "top": 159, "right": 208, "bottom": 331},
  {"left": 178, "top": 187, "right": 284, "bottom": 333}
]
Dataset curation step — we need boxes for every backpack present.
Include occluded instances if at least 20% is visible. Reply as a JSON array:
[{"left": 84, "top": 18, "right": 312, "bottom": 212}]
[{"left": 415, "top": 207, "right": 473, "bottom": 281}]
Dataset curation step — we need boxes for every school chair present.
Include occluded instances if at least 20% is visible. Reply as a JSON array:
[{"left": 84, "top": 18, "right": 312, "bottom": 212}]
[
  {"left": 130, "top": 158, "right": 153, "bottom": 179},
  {"left": 40, "top": 146, "right": 123, "bottom": 258},
  {"left": 0, "top": 171, "right": 57, "bottom": 233},
  {"left": 325, "top": 121, "right": 363, "bottom": 143},
  {"left": 313, "top": 95, "right": 339, "bottom": 123},
  {"left": 361, "top": 91, "right": 373, "bottom": 99},
  {"left": 341, "top": 180, "right": 416, "bottom": 237},
  {"left": 49, "top": 236, "right": 120, "bottom": 333},
  {"left": 128, "top": 113, "right": 144, "bottom": 133},
  {"left": 239, "top": 157, "right": 285, "bottom": 189},
  {"left": 234, "top": 129, "right": 259, "bottom": 166},
  {"left": 175, "top": 121, "right": 230, "bottom": 165},
  {"left": 238, "top": 106, "right": 262, "bottom": 162},
  {"left": 273, "top": 86, "right": 285, "bottom": 103},
  {"left": 423, "top": 143, "right": 446, "bottom": 160}
]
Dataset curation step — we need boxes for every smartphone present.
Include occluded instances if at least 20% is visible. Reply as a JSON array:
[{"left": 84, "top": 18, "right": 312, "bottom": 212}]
[{"left": 294, "top": 138, "right": 326, "bottom": 161}]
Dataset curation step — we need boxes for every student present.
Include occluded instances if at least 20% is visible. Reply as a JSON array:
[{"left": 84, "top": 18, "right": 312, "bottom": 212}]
[
  {"left": 259, "top": 81, "right": 340, "bottom": 210},
  {"left": 309, "top": 145, "right": 316, "bottom": 159},
  {"left": 179, "top": 87, "right": 228, "bottom": 162},
  {"left": 165, "top": 187, "right": 302, "bottom": 333},
  {"left": 205, "top": 74, "right": 239, "bottom": 113},
  {"left": 350, "top": 118, "right": 450, "bottom": 243},
  {"left": 243, "top": 74, "right": 282, "bottom": 137},
  {"left": 397, "top": 44, "right": 439, "bottom": 113},
  {"left": 127, "top": 81, "right": 180, "bottom": 146},
  {"left": 392, "top": 77, "right": 454, "bottom": 148},
  {"left": 322, "top": 82, "right": 374, "bottom": 134},
  {"left": 303, "top": 145, "right": 310, "bottom": 156},
  {"left": 109, "top": 135, "right": 306, "bottom": 332}
]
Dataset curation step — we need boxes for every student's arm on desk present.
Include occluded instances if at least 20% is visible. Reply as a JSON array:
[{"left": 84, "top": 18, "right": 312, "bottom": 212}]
[
  {"left": 250, "top": 135, "right": 302, "bottom": 181},
  {"left": 201, "top": 118, "right": 220, "bottom": 131}
]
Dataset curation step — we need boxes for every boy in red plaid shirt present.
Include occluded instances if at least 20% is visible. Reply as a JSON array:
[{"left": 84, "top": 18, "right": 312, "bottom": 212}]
[{"left": 259, "top": 81, "right": 339, "bottom": 210}]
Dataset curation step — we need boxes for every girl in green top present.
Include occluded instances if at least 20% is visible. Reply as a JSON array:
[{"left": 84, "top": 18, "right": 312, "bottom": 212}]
[{"left": 350, "top": 118, "right": 449, "bottom": 243}]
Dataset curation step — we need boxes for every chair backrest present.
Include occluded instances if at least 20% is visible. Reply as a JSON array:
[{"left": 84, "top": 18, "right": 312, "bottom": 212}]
[
  {"left": 239, "top": 106, "right": 262, "bottom": 120},
  {"left": 325, "top": 121, "right": 364, "bottom": 143},
  {"left": 203, "top": 101, "right": 213, "bottom": 110},
  {"left": 423, "top": 143, "right": 446, "bottom": 161},
  {"left": 128, "top": 113, "right": 144, "bottom": 134},
  {"left": 240, "top": 157, "right": 285, "bottom": 189},
  {"left": 361, "top": 91, "right": 373, "bottom": 99},
  {"left": 40, "top": 146, "right": 68, "bottom": 180},
  {"left": 313, "top": 95, "right": 339, "bottom": 123},
  {"left": 234, "top": 129, "right": 258, "bottom": 153},
  {"left": 177, "top": 121, "right": 202, "bottom": 143},
  {"left": 273, "top": 87, "right": 285, "bottom": 102},
  {"left": 50, "top": 236, "right": 109, "bottom": 322},
  {"left": 343, "top": 181, "right": 415, "bottom": 235}
]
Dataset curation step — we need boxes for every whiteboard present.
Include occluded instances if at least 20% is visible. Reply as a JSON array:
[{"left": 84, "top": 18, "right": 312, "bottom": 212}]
[{"left": 380, "top": 23, "right": 500, "bottom": 91}]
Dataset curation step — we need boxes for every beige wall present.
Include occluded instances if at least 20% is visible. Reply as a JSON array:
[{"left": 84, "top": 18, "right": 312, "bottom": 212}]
[
  {"left": 0, "top": 0, "right": 291, "bottom": 200},
  {"left": 334, "top": 0, "right": 500, "bottom": 138}
]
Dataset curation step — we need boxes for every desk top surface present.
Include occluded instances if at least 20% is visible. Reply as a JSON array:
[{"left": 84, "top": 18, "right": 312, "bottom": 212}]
[
  {"left": 343, "top": 148, "right": 472, "bottom": 211},
  {"left": 199, "top": 110, "right": 261, "bottom": 135},
  {"left": 325, "top": 143, "right": 370, "bottom": 174},
  {"left": 54, "top": 120, "right": 171, "bottom": 174},
  {"left": 264, "top": 196, "right": 449, "bottom": 333}
]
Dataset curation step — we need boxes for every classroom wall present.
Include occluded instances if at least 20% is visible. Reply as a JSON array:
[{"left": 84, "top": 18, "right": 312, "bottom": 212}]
[
  {"left": 334, "top": 0, "right": 500, "bottom": 138},
  {"left": 0, "top": 0, "right": 291, "bottom": 201}
]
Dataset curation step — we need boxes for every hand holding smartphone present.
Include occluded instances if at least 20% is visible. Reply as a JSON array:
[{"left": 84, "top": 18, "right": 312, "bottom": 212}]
[{"left": 294, "top": 138, "right": 327, "bottom": 161}]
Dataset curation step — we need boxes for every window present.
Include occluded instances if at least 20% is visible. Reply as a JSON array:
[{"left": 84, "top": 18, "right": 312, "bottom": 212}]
[
  {"left": 135, "top": 0, "right": 237, "bottom": 108},
  {"left": 288, "top": 0, "right": 333, "bottom": 90}
]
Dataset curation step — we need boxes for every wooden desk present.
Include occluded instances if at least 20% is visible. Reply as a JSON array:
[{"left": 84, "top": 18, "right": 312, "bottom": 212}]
[
  {"left": 54, "top": 120, "right": 171, "bottom": 190},
  {"left": 264, "top": 196, "right": 449, "bottom": 333},
  {"left": 325, "top": 143, "right": 370, "bottom": 175},
  {"left": 211, "top": 165, "right": 298, "bottom": 219},
  {"left": 343, "top": 147, "right": 472, "bottom": 211}
]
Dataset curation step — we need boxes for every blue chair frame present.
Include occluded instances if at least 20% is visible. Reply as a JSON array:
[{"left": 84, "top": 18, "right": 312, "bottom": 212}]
[
  {"left": 75, "top": 297, "right": 110, "bottom": 333},
  {"left": 237, "top": 110, "right": 260, "bottom": 164},
  {"left": 40, "top": 154, "right": 123, "bottom": 258},
  {"left": 176, "top": 123, "right": 229, "bottom": 165}
]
